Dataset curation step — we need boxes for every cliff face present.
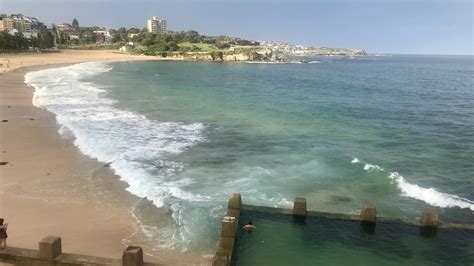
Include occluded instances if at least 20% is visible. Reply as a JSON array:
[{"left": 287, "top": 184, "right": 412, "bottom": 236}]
[
  {"left": 291, "top": 48, "right": 367, "bottom": 56},
  {"left": 166, "top": 49, "right": 273, "bottom": 62}
]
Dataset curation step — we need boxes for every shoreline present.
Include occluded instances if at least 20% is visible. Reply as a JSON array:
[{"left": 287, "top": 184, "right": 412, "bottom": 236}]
[
  {"left": 0, "top": 50, "right": 212, "bottom": 264},
  {"left": 0, "top": 49, "right": 169, "bottom": 74}
]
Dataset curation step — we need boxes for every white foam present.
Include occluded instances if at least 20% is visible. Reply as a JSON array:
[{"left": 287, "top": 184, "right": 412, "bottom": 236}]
[
  {"left": 389, "top": 172, "right": 474, "bottom": 211},
  {"left": 25, "top": 62, "right": 208, "bottom": 250},
  {"left": 363, "top": 163, "right": 384, "bottom": 172},
  {"left": 351, "top": 158, "right": 473, "bottom": 211},
  {"left": 351, "top": 157, "right": 360, "bottom": 164}
]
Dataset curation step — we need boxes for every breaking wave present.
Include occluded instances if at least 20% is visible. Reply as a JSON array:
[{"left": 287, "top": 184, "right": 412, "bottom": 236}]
[
  {"left": 25, "top": 62, "right": 208, "bottom": 250},
  {"left": 351, "top": 158, "right": 474, "bottom": 210}
]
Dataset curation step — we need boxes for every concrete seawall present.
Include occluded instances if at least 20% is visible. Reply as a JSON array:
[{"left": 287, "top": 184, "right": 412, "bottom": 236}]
[{"left": 0, "top": 236, "right": 157, "bottom": 266}]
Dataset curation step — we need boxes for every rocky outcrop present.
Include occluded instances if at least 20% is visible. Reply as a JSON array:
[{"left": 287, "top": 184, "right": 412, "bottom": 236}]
[
  {"left": 290, "top": 48, "right": 367, "bottom": 56},
  {"left": 160, "top": 49, "right": 273, "bottom": 62}
]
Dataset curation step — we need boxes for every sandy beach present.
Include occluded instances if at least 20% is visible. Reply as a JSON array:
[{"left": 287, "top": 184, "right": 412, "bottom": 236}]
[
  {"left": 0, "top": 50, "right": 209, "bottom": 265},
  {"left": 0, "top": 49, "right": 176, "bottom": 74}
]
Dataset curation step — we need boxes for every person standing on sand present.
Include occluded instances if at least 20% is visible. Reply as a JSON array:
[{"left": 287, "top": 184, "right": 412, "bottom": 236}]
[{"left": 0, "top": 218, "right": 8, "bottom": 250}]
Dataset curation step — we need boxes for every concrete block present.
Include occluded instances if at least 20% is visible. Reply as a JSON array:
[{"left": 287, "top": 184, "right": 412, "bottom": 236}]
[
  {"left": 122, "top": 246, "right": 143, "bottom": 266},
  {"left": 38, "top": 236, "right": 62, "bottom": 259},
  {"left": 420, "top": 209, "right": 439, "bottom": 227},
  {"left": 220, "top": 216, "right": 237, "bottom": 237},
  {"left": 292, "top": 197, "right": 307, "bottom": 217},
  {"left": 228, "top": 193, "right": 242, "bottom": 210},
  {"left": 226, "top": 208, "right": 241, "bottom": 221},
  {"left": 360, "top": 203, "right": 377, "bottom": 223}
]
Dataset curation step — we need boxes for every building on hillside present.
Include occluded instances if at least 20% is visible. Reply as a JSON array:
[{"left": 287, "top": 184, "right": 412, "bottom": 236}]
[
  {"left": 128, "top": 33, "right": 139, "bottom": 39},
  {"left": 1, "top": 14, "right": 42, "bottom": 38},
  {"left": 146, "top": 16, "right": 167, "bottom": 34},
  {"left": 0, "top": 17, "right": 6, "bottom": 31},
  {"left": 93, "top": 29, "right": 112, "bottom": 43},
  {"left": 55, "top": 23, "right": 77, "bottom": 43}
]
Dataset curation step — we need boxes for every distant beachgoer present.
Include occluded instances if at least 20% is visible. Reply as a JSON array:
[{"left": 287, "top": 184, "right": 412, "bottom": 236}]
[
  {"left": 0, "top": 218, "right": 8, "bottom": 250},
  {"left": 243, "top": 221, "right": 256, "bottom": 232}
]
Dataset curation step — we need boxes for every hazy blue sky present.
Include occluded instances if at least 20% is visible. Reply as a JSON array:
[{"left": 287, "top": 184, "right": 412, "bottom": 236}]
[{"left": 1, "top": 0, "right": 472, "bottom": 54}]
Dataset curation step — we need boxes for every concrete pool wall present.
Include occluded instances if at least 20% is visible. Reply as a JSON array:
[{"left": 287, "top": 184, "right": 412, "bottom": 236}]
[{"left": 212, "top": 193, "right": 474, "bottom": 266}]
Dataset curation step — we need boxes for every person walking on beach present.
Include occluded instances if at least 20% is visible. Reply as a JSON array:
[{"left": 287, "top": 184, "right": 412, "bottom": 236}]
[{"left": 0, "top": 218, "right": 8, "bottom": 250}]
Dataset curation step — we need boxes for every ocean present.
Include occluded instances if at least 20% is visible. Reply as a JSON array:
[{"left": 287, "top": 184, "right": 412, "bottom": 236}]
[{"left": 25, "top": 55, "right": 474, "bottom": 255}]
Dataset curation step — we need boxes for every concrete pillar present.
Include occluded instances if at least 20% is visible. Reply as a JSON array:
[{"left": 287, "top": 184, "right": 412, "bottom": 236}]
[
  {"left": 420, "top": 209, "right": 439, "bottom": 227},
  {"left": 39, "top": 236, "right": 62, "bottom": 259},
  {"left": 221, "top": 216, "right": 237, "bottom": 237},
  {"left": 228, "top": 193, "right": 242, "bottom": 210},
  {"left": 420, "top": 209, "right": 438, "bottom": 237},
  {"left": 360, "top": 203, "right": 377, "bottom": 223},
  {"left": 122, "top": 246, "right": 144, "bottom": 266},
  {"left": 292, "top": 197, "right": 307, "bottom": 217}
]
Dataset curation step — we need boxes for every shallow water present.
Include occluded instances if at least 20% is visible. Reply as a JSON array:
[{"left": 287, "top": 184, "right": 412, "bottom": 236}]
[{"left": 25, "top": 55, "right": 474, "bottom": 253}]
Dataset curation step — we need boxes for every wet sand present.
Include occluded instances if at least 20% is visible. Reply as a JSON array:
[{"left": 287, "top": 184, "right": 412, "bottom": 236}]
[{"left": 0, "top": 51, "right": 210, "bottom": 265}]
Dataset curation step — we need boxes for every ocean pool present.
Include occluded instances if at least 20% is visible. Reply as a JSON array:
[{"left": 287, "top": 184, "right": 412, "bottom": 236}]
[{"left": 232, "top": 209, "right": 474, "bottom": 266}]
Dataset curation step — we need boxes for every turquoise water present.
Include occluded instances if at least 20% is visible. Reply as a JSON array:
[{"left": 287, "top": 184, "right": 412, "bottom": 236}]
[
  {"left": 26, "top": 55, "right": 473, "bottom": 253},
  {"left": 232, "top": 210, "right": 474, "bottom": 266}
]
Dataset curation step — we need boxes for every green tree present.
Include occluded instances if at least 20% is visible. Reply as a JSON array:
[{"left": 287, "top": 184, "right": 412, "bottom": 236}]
[
  {"left": 111, "top": 33, "right": 122, "bottom": 43},
  {"left": 39, "top": 30, "right": 54, "bottom": 48},
  {"left": 0, "top": 31, "right": 8, "bottom": 51},
  {"left": 167, "top": 41, "right": 178, "bottom": 51},
  {"left": 216, "top": 42, "right": 230, "bottom": 49},
  {"left": 210, "top": 51, "right": 224, "bottom": 61},
  {"left": 72, "top": 18, "right": 79, "bottom": 29}
]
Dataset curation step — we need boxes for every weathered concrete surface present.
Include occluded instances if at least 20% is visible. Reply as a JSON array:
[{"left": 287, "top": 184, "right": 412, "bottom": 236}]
[
  {"left": 39, "top": 236, "right": 62, "bottom": 259},
  {"left": 0, "top": 246, "right": 160, "bottom": 266},
  {"left": 225, "top": 208, "right": 241, "bottom": 221},
  {"left": 420, "top": 209, "right": 439, "bottom": 227},
  {"left": 0, "top": 246, "right": 122, "bottom": 265},
  {"left": 122, "top": 246, "right": 143, "bottom": 266},
  {"left": 212, "top": 193, "right": 242, "bottom": 266},
  {"left": 360, "top": 203, "right": 377, "bottom": 223},
  {"left": 292, "top": 198, "right": 307, "bottom": 217},
  {"left": 228, "top": 193, "right": 242, "bottom": 210},
  {"left": 212, "top": 250, "right": 230, "bottom": 266},
  {"left": 220, "top": 217, "right": 238, "bottom": 238}
]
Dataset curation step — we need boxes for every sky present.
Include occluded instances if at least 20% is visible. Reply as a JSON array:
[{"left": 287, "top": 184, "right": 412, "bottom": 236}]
[{"left": 1, "top": 0, "right": 473, "bottom": 55}]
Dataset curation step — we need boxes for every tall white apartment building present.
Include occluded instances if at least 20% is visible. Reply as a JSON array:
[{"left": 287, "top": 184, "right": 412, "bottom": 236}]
[{"left": 147, "top": 16, "right": 167, "bottom": 34}]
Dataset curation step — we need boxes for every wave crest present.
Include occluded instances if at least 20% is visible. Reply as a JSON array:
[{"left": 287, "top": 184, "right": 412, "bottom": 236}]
[
  {"left": 388, "top": 172, "right": 474, "bottom": 211},
  {"left": 352, "top": 158, "right": 473, "bottom": 210}
]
